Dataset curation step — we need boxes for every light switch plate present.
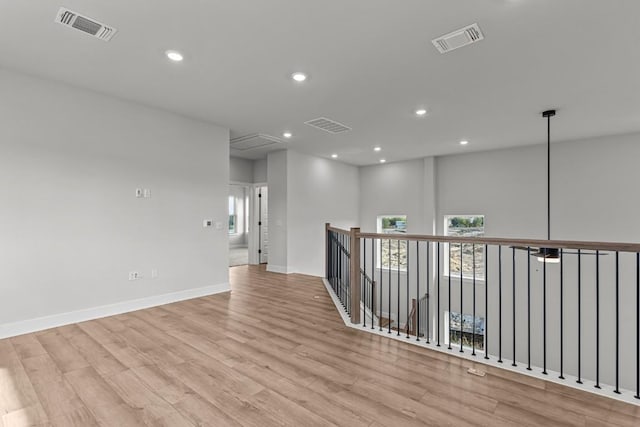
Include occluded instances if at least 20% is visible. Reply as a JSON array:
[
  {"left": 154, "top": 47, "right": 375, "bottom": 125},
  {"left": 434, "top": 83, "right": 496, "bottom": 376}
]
[
  {"left": 135, "top": 189, "right": 144, "bottom": 198},
  {"left": 203, "top": 219, "right": 213, "bottom": 228}
]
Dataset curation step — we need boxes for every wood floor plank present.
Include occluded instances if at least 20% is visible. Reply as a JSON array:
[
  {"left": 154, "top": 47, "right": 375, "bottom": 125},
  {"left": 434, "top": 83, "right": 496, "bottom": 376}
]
[
  {"left": 0, "top": 264, "right": 639, "bottom": 426},
  {"left": 19, "top": 354, "right": 91, "bottom": 422},
  {"left": 63, "top": 367, "right": 145, "bottom": 427}
]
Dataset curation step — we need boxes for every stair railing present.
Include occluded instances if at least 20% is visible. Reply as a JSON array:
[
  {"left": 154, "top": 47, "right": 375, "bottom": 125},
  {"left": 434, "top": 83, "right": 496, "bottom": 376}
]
[{"left": 325, "top": 222, "right": 640, "bottom": 402}]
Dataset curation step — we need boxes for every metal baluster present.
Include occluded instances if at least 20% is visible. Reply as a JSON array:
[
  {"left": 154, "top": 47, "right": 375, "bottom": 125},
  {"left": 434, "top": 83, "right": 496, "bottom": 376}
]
[
  {"left": 347, "top": 234, "right": 350, "bottom": 314},
  {"left": 427, "top": 241, "right": 430, "bottom": 344},
  {"left": 344, "top": 234, "right": 348, "bottom": 312},
  {"left": 437, "top": 242, "right": 441, "bottom": 347},
  {"left": 344, "top": 234, "right": 347, "bottom": 312},
  {"left": 338, "top": 233, "right": 342, "bottom": 305},
  {"left": 636, "top": 253, "right": 639, "bottom": 400},
  {"left": 416, "top": 241, "right": 420, "bottom": 341},
  {"left": 363, "top": 239, "right": 367, "bottom": 328},
  {"left": 388, "top": 239, "right": 392, "bottom": 334},
  {"left": 577, "top": 249, "right": 582, "bottom": 384},
  {"left": 472, "top": 244, "right": 476, "bottom": 356},
  {"left": 485, "top": 244, "right": 489, "bottom": 360},
  {"left": 406, "top": 240, "right": 410, "bottom": 339},
  {"left": 448, "top": 243, "right": 452, "bottom": 350},
  {"left": 527, "top": 247, "right": 531, "bottom": 370},
  {"left": 543, "top": 249, "right": 547, "bottom": 375},
  {"left": 595, "top": 251, "right": 600, "bottom": 388},
  {"left": 615, "top": 251, "right": 620, "bottom": 394},
  {"left": 397, "top": 239, "right": 401, "bottom": 336},
  {"left": 498, "top": 245, "right": 503, "bottom": 363},
  {"left": 341, "top": 234, "right": 344, "bottom": 308},
  {"left": 372, "top": 238, "right": 375, "bottom": 329},
  {"left": 559, "top": 249, "right": 564, "bottom": 379},
  {"left": 460, "top": 242, "right": 464, "bottom": 353},
  {"left": 380, "top": 238, "right": 384, "bottom": 331},
  {"left": 512, "top": 247, "right": 517, "bottom": 366}
]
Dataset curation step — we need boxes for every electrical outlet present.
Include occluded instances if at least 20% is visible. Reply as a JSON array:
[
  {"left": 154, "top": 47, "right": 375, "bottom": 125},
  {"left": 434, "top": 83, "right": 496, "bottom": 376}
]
[
  {"left": 128, "top": 271, "right": 141, "bottom": 281},
  {"left": 143, "top": 189, "right": 151, "bottom": 198},
  {"left": 203, "top": 219, "right": 213, "bottom": 228},
  {"left": 151, "top": 269, "right": 158, "bottom": 279}
]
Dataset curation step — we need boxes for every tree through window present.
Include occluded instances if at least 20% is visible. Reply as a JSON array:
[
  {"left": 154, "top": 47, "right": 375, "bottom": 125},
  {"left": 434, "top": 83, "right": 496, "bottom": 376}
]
[
  {"left": 377, "top": 215, "right": 407, "bottom": 270},
  {"left": 445, "top": 215, "right": 485, "bottom": 279}
]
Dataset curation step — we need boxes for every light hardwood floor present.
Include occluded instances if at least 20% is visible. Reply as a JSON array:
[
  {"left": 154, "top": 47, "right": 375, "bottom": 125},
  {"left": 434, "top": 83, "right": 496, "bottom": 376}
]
[{"left": 1, "top": 265, "right": 640, "bottom": 426}]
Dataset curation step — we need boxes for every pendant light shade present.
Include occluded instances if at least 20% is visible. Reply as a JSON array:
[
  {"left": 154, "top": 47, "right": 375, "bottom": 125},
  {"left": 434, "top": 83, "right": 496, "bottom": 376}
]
[{"left": 535, "top": 247, "right": 560, "bottom": 263}]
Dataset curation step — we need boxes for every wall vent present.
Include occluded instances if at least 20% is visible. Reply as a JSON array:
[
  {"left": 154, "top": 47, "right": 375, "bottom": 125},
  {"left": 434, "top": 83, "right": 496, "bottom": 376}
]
[
  {"left": 432, "top": 23, "right": 484, "bottom": 54},
  {"left": 55, "top": 7, "right": 117, "bottom": 41},
  {"left": 304, "top": 117, "right": 352, "bottom": 134},
  {"left": 230, "top": 134, "right": 283, "bottom": 151}
]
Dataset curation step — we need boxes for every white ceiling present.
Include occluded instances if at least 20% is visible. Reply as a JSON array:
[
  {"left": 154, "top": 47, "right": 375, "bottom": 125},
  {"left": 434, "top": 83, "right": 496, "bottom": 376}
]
[{"left": 1, "top": 0, "right": 639, "bottom": 165}]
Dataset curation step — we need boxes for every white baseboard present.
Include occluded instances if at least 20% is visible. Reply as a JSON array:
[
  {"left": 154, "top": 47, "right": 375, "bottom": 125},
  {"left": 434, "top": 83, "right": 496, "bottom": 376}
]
[
  {"left": 266, "top": 264, "right": 293, "bottom": 274},
  {"left": 0, "top": 282, "right": 230, "bottom": 339}
]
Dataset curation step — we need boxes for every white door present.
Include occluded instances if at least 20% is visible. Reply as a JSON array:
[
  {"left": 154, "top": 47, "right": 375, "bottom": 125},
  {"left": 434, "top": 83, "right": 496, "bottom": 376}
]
[{"left": 258, "top": 186, "right": 268, "bottom": 263}]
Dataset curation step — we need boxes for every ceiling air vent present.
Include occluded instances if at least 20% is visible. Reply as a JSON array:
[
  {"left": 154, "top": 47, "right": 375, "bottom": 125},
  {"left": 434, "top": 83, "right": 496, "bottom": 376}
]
[
  {"left": 230, "top": 134, "right": 284, "bottom": 151},
  {"left": 55, "top": 7, "right": 117, "bottom": 42},
  {"left": 304, "top": 117, "right": 351, "bottom": 134},
  {"left": 432, "top": 23, "right": 484, "bottom": 54}
]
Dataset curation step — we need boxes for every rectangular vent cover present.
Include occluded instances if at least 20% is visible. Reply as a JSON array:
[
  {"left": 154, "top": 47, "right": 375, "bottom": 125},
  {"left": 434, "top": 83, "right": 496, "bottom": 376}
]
[
  {"left": 230, "top": 134, "right": 283, "bottom": 151},
  {"left": 55, "top": 7, "right": 117, "bottom": 41},
  {"left": 304, "top": 117, "right": 352, "bottom": 134},
  {"left": 432, "top": 23, "right": 484, "bottom": 54}
]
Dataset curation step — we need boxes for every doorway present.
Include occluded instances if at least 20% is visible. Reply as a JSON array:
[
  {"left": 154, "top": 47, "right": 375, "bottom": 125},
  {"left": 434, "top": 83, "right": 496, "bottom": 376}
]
[
  {"left": 229, "top": 184, "right": 250, "bottom": 267},
  {"left": 256, "top": 186, "right": 268, "bottom": 264}
]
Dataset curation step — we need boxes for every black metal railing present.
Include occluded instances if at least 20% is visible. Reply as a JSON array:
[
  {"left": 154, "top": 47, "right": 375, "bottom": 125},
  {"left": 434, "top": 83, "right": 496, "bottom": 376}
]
[
  {"left": 326, "top": 227, "right": 351, "bottom": 316},
  {"left": 360, "top": 268, "right": 376, "bottom": 329},
  {"left": 325, "top": 224, "right": 640, "bottom": 402}
]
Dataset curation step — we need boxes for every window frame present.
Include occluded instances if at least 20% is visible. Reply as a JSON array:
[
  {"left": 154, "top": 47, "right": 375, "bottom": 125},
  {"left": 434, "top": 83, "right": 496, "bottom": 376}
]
[{"left": 228, "top": 195, "right": 238, "bottom": 235}]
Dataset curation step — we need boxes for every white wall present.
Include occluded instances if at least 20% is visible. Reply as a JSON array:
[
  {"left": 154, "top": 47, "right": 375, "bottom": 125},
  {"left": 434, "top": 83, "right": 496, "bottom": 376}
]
[
  {"left": 287, "top": 151, "right": 359, "bottom": 277},
  {"left": 0, "top": 68, "right": 230, "bottom": 336},
  {"left": 359, "top": 158, "right": 436, "bottom": 235},
  {"left": 266, "top": 151, "right": 288, "bottom": 273},
  {"left": 230, "top": 157, "right": 254, "bottom": 183},
  {"left": 253, "top": 159, "right": 267, "bottom": 183}
]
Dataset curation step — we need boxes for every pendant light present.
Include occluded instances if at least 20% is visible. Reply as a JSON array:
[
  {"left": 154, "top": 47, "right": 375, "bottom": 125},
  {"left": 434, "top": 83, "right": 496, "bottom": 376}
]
[{"left": 534, "top": 109, "right": 560, "bottom": 263}]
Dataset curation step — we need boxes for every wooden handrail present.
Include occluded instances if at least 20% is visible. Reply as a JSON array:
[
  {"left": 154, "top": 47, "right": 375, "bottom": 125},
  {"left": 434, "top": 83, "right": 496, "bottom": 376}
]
[
  {"left": 356, "top": 232, "right": 640, "bottom": 253},
  {"left": 327, "top": 225, "right": 351, "bottom": 235},
  {"left": 328, "top": 223, "right": 640, "bottom": 252}
]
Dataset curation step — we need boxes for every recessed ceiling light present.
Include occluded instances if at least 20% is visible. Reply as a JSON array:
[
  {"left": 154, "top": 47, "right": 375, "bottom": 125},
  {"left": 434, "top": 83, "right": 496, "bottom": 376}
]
[
  {"left": 331, "top": 153, "right": 338, "bottom": 158},
  {"left": 165, "top": 50, "right": 184, "bottom": 62},
  {"left": 283, "top": 132, "right": 292, "bottom": 139},
  {"left": 374, "top": 146, "right": 382, "bottom": 152},
  {"left": 460, "top": 140, "right": 469, "bottom": 145},
  {"left": 380, "top": 159, "right": 386, "bottom": 163},
  {"left": 415, "top": 108, "right": 428, "bottom": 116},
  {"left": 292, "top": 72, "right": 308, "bottom": 82}
]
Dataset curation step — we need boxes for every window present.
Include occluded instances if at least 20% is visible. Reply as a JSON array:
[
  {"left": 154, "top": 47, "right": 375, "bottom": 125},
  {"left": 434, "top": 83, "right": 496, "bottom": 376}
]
[
  {"left": 228, "top": 195, "right": 237, "bottom": 234},
  {"left": 444, "top": 215, "right": 485, "bottom": 279},
  {"left": 377, "top": 215, "right": 407, "bottom": 270},
  {"left": 444, "top": 311, "right": 485, "bottom": 351}
]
